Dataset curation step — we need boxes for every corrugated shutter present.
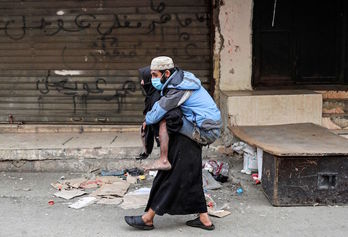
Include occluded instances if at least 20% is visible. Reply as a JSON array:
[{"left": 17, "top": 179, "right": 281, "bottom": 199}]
[{"left": 0, "top": 0, "right": 212, "bottom": 124}]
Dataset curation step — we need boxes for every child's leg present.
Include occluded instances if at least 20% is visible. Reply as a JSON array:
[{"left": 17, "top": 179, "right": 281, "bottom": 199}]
[{"left": 145, "top": 119, "right": 171, "bottom": 171}]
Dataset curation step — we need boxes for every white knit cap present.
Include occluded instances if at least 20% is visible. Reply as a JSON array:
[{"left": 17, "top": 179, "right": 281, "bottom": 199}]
[{"left": 150, "top": 56, "right": 174, "bottom": 70}]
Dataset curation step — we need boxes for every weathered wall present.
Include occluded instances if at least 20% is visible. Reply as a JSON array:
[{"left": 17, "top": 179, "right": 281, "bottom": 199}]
[
  {"left": 215, "top": 0, "right": 253, "bottom": 92},
  {"left": 319, "top": 91, "right": 348, "bottom": 130}
]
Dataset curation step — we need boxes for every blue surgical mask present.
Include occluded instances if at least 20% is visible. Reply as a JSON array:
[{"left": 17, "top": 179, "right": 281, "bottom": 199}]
[{"left": 151, "top": 77, "right": 164, "bottom": 90}]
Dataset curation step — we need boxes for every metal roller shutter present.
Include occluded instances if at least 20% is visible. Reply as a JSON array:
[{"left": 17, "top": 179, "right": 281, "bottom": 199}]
[{"left": 0, "top": 0, "right": 213, "bottom": 124}]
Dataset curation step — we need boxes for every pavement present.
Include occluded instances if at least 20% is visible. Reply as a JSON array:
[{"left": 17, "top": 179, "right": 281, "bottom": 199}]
[{"left": 1, "top": 156, "right": 347, "bottom": 237}]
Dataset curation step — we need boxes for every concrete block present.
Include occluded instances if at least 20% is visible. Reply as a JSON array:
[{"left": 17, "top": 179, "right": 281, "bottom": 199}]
[{"left": 221, "top": 90, "right": 322, "bottom": 126}]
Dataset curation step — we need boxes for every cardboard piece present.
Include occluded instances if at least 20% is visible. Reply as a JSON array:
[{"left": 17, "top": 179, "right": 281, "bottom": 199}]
[
  {"left": 64, "top": 178, "right": 87, "bottom": 189},
  {"left": 208, "top": 208, "right": 231, "bottom": 218},
  {"left": 91, "top": 181, "right": 130, "bottom": 197},
  {"left": 120, "top": 194, "right": 149, "bottom": 209},
  {"left": 126, "top": 175, "right": 138, "bottom": 184},
  {"left": 97, "top": 197, "right": 123, "bottom": 205},
  {"left": 97, "top": 176, "right": 123, "bottom": 184},
  {"left": 54, "top": 189, "right": 86, "bottom": 200},
  {"left": 69, "top": 197, "right": 97, "bottom": 209}
]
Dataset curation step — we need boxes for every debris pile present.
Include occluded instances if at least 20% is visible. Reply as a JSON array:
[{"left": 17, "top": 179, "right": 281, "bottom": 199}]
[{"left": 51, "top": 169, "right": 150, "bottom": 210}]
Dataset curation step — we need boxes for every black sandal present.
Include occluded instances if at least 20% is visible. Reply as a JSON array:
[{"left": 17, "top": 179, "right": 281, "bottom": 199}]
[
  {"left": 136, "top": 152, "right": 149, "bottom": 160},
  {"left": 186, "top": 217, "right": 215, "bottom": 231},
  {"left": 124, "top": 216, "right": 154, "bottom": 230}
]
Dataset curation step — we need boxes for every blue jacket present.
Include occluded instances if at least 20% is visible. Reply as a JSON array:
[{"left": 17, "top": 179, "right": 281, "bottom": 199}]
[{"left": 145, "top": 69, "right": 222, "bottom": 130}]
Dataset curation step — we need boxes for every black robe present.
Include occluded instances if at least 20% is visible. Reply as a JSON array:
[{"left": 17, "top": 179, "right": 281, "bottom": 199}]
[{"left": 145, "top": 133, "right": 207, "bottom": 215}]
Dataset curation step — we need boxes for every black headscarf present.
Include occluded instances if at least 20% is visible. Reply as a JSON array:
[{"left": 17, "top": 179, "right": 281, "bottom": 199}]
[{"left": 138, "top": 66, "right": 161, "bottom": 115}]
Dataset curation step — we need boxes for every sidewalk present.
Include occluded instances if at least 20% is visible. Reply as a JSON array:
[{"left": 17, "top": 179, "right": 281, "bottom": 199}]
[
  {"left": 0, "top": 157, "right": 347, "bottom": 237},
  {"left": 0, "top": 129, "right": 218, "bottom": 172}
]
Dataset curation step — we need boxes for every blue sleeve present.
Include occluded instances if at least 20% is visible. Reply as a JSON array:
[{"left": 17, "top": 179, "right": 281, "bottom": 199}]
[{"left": 145, "top": 101, "right": 168, "bottom": 125}]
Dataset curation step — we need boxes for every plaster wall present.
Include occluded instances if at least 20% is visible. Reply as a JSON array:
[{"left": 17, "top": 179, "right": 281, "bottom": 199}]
[{"left": 216, "top": 0, "right": 253, "bottom": 91}]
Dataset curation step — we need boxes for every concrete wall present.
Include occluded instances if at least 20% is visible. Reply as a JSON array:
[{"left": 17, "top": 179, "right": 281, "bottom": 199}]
[
  {"left": 215, "top": 0, "right": 253, "bottom": 92},
  {"left": 213, "top": 0, "right": 347, "bottom": 135}
]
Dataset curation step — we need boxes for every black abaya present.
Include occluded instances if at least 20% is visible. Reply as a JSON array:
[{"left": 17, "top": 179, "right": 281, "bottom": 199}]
[{"left": 145, "top": 133, "right": 207, "bottom": 215}]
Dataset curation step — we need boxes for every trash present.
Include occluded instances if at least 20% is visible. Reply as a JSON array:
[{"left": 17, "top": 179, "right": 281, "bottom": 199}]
[
  {"left": 125, "top": 168, "right": 144, "bottom": 176},
  {"left": 119, "top": 188, "right": 151, "bottom": 209},
  {"left": 149, "top": 171, "right": 158, "bottom": 177},
  {"left": 236, "top": 188, "right": 243, "bottom": 196},
  {"left": 208, "top": 209, "right": 231, "bottom": 218},
  {"left": 54, "top": 189, "right": 86, "bottom": 200},
  {"left": 126, "top": 174, "right": 138, "bottom": 184},
  {"left": 64, "top": 178, "right": 88, "bottom": 189},
  {"left": 90, "top": 181, "right": 130, "bottom": 197},
  {"left": 48, "top": 200, "right": 55, "bottom": 206},
  {"left": 203, "top": 160, "right": 229, "bottom": 183},
  {"left": 252, "top": 174, "right": 261, "bottom": 185},
  {"left": 69, "top": 197, "right": 97, "bottom": 209},
  {"left": 231, "top": 141, "right": 246, "bottom": 154},
  {"left": 101, "top": 169, "right": 125, "bottom": 177},
  {"left": 241, "top": 144, "right": 257, "bottom": 175},
  {"left": 138, "top": 175, "right": 146, "bottom": 180},
  {"left": 60, "top": 176, "right": 65, "bottom": 180},
  {"left": 205, "top": 193, "right": 231, "bottom": 218},
  {"left": 202, "top": 169, "right": 222, "bottom": 190},
  {"left": 127, "top": 187, "right": 151, "bottom": 195},
  {"left": 97, "top": 197, "right": 123, "bottom": 205},
  {"left": 97, "top": 176, "right": 123, "bottom": 184},
  {"left": 80, "top": 179, "right": 103, "bottom": 189}
]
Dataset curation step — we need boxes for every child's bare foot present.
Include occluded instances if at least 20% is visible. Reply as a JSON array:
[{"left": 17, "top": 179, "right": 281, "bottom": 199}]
[{"left": 145, "top": 159, "right": 172, "bottom": 171}]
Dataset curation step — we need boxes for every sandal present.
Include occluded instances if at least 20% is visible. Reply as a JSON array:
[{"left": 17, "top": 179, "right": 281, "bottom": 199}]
[
  {"left": 136, "top": 152, "right": 149, "bottom": 160},
  {"left": 124, "top": 216, "right": 154, "bottom": 230},
  {"left": 186, "top": 217, "right": 215, "bottom": 231}
]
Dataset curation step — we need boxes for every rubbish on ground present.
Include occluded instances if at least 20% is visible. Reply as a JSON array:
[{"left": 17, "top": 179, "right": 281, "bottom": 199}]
[
  {"left": 125, "top": 168, "right": 144, "bottom": 176},
  {"left": 126, "top": 174, "right": 138, "bottom": 184},
  {"left": 119, "top": 188, "right": 150, "bottom": 209},
  {"left": 80, "top": 179, "right": 103, "bottom": 189},
  {"left": 51, "top": 183, "right": 66, "bottom": 191},
  {"left": 64, "top": 178, "right": 88, "bottom": 189},
  {"left": 90, "top": 181, "right": 130, "bottom": 197},
  {"left": 203, "top": 160, "right": 229, "bottom": 183},
  {"left": 202, "top": 169, "right": 222, "bottom": 190},
  {"left": 205, "top": 193, "right": 231, "bottom": 218},
  {"left": 97, "top": 176, "right": 123, "bottom": 184},
  {"left": 54, "top": 189, "right": 86, "bottom": 200},
  {"left": 128, "top": 187, "right": 151, "bottom": 196},
  {"left": 252, "top": 173, "right": 261, "bottom": 185},
  {"left": 149, "top": 171, "right": 158, "bottom": 177},
  {"left": 69, "top": 197, "right": 97, "bottom": 209},
  {"left": 138, "top": 175, "right": 146, "bottom": 180},
  {"left": 208, "top": 209, "right": 231, "bottom": 218},
  {"left": 97, "top": 197, "right": 123, "bottom": 205},
  {"left": 60, "top": 176, "right": 65, "bottom": 180},
  {"left": 48, "top": 200, "right": 55, "bottom": 206},
  {"left": 101, "top": 169, "right": 125, "bottom": 177},
  {"left": 241, "top": 144, "right": 257, "bottom": 175},
  {"left": 236, "top": 188, "right": 243, "bottom": 196},
  {"left": 231, "top": 141, "right": 246, "bottom": 154}
]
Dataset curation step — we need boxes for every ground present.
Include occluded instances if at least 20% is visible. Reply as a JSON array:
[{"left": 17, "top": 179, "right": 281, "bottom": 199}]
[{"left": 0, "top": 156, "right": 347, "bottom": 237}]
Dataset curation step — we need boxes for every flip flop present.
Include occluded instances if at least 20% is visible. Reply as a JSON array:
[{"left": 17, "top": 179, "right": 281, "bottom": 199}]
[
  {"left": 124, "top": 216, "right": 154, "bottom": 230},
  {"left": 136, "top": 152, "right": 149, "bottom": 160},
  {"left": 186, "top": 217, "right": 215, "bottom": 231}
]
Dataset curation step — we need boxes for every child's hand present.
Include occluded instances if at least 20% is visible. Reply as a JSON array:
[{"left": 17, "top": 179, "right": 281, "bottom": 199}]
[{"left": 142, "top": 121, "right": 146, "bottom": 130}]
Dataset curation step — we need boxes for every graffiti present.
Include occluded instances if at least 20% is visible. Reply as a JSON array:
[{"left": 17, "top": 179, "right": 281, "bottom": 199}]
[
  {"left": 36, "top": 70, "right": 136, "bottom": 114},
  {"left": 0, "top": 0, "right": 211, "bottom": 121}
]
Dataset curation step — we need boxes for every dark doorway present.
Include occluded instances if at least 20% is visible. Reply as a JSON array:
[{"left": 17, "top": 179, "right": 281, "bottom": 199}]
[{"left": 252, "top": 0, "right": 348, "bottom": 89}]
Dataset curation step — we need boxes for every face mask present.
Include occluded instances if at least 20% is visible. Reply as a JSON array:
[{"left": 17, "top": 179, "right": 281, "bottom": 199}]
[
  {"left": 151, "top": 73, "right": 166, "bottom": 90},
  {"left": 151, "top": 78, "right": 163, "bottom": 90}
]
